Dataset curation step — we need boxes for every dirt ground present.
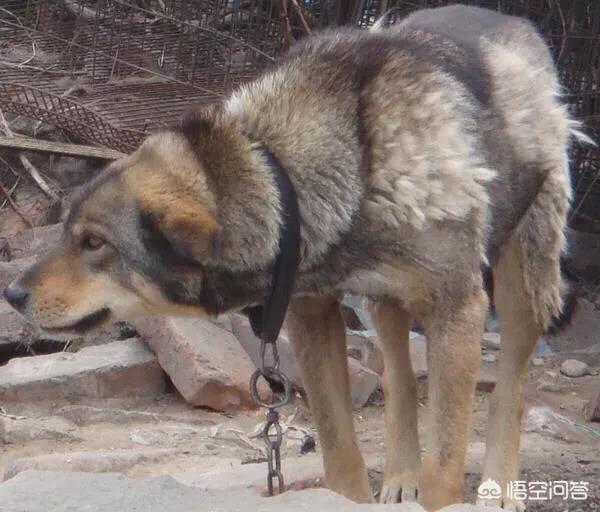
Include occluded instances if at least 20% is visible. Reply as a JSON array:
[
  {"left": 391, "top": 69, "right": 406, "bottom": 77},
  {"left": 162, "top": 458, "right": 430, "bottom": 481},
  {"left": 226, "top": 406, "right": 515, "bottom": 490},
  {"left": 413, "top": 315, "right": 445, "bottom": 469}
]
[{"left": 1, "top": 359, "right": 598, "bottom": 511}]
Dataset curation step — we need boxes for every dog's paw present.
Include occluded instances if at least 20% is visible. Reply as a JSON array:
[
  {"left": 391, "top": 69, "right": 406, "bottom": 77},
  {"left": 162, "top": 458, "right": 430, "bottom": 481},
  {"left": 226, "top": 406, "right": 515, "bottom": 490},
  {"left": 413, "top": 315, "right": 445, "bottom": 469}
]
[
  {"left": 475, "top": 497, "right": 526, "bottom": 512},
  {"left": 379, "top": 473, "right": 419, "bottom": 503}
]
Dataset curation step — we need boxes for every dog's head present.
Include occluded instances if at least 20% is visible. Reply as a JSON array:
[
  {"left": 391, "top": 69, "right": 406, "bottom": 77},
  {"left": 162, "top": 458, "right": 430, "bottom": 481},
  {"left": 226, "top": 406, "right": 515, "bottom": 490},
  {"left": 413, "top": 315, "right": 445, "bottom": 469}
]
[{"left": 3, "top": 131, "right": 222, "bottom": 338}]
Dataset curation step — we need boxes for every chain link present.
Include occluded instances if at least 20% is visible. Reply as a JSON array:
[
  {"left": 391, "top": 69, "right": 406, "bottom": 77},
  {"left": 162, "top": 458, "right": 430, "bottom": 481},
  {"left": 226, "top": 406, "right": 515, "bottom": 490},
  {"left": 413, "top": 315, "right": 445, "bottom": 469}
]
[{"left": 250, "top": 338, "right": 291, "bottom": 496}]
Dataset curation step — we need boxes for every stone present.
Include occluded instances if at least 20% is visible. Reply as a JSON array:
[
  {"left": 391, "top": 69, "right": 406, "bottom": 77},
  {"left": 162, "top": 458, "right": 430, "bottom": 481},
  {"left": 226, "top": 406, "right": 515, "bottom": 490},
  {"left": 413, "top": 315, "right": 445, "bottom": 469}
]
[
  {"left": 230, "top": 313, "right": 299, "bottom": 384},
  {"left": 0, "top": 211, "right": 28, "bottom": 241},
  {"left": 0, "top": 338, "right": 165, "bottom": 401},
  {"left": 406, "top": 334, "right": 497, "bottom": 392},
  {"left": 481, "top": 332, "right": 501, "bottom": 351},
  {"left": 481, "top": 353, "right": 497, "bottom": 364},
  {"left": 484, "top": 312, "right": 500, "bottom": 333},
  {"left": 346, "top": 332, "right": 384, "bottom": 375},
  {"left": 0, "top": 416, "right": 80, "bottom": 444},
  {"left": 532, "top": 357, "right": 545, "bottom": 366},
  {"left": 0, "top": 188, "right": 53, "bottom": 240},
  {"left": 55, "top": 405, "right": 217, "bottom": 427},
  {"left": 584, "top": 386, "right": 600, "bottom": 423},
  {"left": 0, "top": 470, "right": 503, "bottom": 511},
  {"left": 0, "top": 256, "right": 36, "bottom": 289},
  {"left": 212, "top": 315, "right": 233, "bottom": 332},
  {"left": 136, "top": 317, "right": 264, "bottom": 410},
  {"left": 342, "top": 294, "right": 374, "bottom": 331},
  {"left": 173, "top": 453, "right": 325, "bottom": 492},
  {"left": 348, "top": 358, "right": 380, "bottom": 408},
  {"left": 560, "top": 359, "right": 590, "bottom": 378},
  {"left": 2, "top": 449, "right": 179, "bottom": 481},
  {"left": 536, "top": 381, "right": 564, "bottom": 393},
  {"left": 533, "top": 337, "right": 553, "bottom": 356},
  {"left": 409, "top": 334, "right": 428, "bottom": 379},
  {"left": 231, "top": 313, "right": 380, "bottom": 407},
  {"left": 555, "top": 343, "right": 600, "bottom": 367},
  {"left": 129, "top": 424, "right": 208, "bottom": 447},
  {"left": 7, "top": 223, "right": 62, "bottom": 259},
  {"left": 0, "top": 300, "right": 29, "bottom": 347},
  {"left": 523, "top": 404, "right": 595, "bottom": 443}
]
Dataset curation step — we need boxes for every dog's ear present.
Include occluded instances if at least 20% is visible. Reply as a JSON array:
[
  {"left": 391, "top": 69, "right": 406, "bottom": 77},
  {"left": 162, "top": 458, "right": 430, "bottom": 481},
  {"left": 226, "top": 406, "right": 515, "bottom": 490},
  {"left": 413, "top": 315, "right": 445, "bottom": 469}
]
[{"left": 140, "top": 199, "right": 220, "bottom": 265}]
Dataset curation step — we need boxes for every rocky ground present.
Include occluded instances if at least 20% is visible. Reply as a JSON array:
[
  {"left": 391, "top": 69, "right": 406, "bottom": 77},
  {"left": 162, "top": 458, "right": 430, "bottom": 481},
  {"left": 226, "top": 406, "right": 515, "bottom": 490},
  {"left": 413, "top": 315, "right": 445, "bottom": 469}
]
[{"left": 1, "top": 221, "right": 599, "bottom": 511}]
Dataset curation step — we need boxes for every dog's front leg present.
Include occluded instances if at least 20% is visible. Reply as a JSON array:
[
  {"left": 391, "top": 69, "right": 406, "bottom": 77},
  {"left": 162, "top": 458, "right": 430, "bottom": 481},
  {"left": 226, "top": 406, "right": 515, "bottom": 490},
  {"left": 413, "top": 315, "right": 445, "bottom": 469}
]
[
  {"left": 418, "top": 288, "right": 487, "bottom": 511},
  {"left": 369, "top": 298, "right": 421, "bottom": 503},
  {"left": 287, "top": 295, "right": 373, "bottom": 503}
]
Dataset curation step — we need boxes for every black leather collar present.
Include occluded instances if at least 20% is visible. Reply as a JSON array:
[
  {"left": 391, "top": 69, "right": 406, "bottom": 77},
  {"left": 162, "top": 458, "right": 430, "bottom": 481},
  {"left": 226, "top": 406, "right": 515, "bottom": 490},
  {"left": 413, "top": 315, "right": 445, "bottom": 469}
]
[{"left": 244, "top": 145, "right": 301, "bottom": 343}]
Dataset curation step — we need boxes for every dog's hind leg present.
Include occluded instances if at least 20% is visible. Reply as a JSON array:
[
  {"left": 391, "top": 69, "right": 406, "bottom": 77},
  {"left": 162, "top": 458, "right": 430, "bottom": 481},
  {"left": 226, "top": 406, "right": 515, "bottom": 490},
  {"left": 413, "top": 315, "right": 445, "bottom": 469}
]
[
  {"left": 369, "top": 298, "right": 421, "bottom": 503},
  {"left": 287, "top": 295, "right": 373, "bottom": 503},
  {"left": 478, "top": 166, "right": 570, "bottom": 511},
  {"left": 418, "top": 286, "right": 488, "bottom": 511},
  {"left": 476, "top": 236, "right": 543, "bottom": 512}
]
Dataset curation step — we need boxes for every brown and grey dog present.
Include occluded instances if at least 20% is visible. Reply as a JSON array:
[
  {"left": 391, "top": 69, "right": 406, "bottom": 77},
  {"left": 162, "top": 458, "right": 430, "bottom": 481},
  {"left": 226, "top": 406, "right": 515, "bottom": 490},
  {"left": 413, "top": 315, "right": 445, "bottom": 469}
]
[{"left": 3, "top": 5, "right": 588, "bottom": 510}]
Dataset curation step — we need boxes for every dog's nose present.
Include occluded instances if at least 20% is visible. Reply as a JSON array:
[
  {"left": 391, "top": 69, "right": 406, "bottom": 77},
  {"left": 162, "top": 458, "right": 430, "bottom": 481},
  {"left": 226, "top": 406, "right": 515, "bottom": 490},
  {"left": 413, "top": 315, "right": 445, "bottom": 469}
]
[{"left": 3, "top": 284, "right": 29, "bottom": 311}]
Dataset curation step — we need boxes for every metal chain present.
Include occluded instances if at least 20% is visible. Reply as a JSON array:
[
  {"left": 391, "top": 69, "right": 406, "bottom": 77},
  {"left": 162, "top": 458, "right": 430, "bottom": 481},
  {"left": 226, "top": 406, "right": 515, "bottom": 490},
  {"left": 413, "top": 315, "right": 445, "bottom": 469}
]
[{"left": 249, "top": 338, "right": 292, "bottom": 496}]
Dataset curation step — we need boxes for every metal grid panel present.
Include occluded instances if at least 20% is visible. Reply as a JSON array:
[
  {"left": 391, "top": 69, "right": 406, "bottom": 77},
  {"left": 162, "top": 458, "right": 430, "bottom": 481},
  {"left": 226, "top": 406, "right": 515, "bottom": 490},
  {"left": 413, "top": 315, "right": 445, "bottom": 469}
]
[{"left": 0, "top": 0, "right": 281, "bottom": 152}]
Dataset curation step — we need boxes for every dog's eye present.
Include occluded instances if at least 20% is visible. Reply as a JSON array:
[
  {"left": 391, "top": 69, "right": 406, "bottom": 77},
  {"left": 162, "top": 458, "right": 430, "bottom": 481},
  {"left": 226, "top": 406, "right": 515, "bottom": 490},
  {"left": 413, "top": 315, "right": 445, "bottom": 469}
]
[{"left": 82, "top": 235, "right": 105, "bottom": 251}]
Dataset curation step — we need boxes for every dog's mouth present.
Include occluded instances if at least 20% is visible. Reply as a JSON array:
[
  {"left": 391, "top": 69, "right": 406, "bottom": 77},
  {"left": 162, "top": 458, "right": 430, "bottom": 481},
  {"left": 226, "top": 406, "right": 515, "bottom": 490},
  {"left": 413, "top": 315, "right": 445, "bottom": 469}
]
[{"left": 41, "top": 308, "right": 111, "bottom": 334}]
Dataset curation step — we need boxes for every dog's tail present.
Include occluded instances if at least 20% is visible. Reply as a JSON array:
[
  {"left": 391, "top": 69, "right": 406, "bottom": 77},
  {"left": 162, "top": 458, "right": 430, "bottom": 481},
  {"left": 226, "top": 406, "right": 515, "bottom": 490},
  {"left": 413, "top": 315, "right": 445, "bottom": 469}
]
[{"left": 545, "top": 121, "right": 596, "bottom": 334}]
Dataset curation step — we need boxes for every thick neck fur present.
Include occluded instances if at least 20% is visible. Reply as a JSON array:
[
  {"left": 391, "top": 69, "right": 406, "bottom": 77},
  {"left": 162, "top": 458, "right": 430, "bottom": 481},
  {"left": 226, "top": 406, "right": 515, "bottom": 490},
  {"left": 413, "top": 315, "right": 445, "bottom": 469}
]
[
  {"left": 179, "top": 108, "right": 282, "bottom": 274},
  {"left": 223, "top": 55, "right": 367, "bottom": 268},
  {"left": 174, "top": 52, "right": 369, "bottom": 306}
]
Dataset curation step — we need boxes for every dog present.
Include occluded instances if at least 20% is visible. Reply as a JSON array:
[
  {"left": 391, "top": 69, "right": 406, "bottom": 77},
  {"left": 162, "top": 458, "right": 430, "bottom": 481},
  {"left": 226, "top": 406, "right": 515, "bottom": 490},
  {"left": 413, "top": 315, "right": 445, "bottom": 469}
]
[{"left": 3, "top": 5, "right": 585, "bottom": 510}]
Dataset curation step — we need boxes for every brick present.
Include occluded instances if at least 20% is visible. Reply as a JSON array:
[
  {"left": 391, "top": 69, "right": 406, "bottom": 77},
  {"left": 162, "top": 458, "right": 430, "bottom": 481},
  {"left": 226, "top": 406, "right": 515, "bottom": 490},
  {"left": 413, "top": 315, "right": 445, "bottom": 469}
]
[
  {"left": 0, "top": 338, "right": 165, "bottom": 401},
  {"left": 136, "top": 317, "right": 264, "bottom": 411}
]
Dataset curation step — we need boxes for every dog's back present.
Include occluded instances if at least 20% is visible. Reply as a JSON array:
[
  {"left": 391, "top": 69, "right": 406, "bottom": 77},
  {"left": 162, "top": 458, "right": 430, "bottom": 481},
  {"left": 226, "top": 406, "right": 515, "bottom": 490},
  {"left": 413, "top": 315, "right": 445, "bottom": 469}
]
[
  {"left": 395, "top": 5, "right": 570, "bottom": 262},
  {"left": 230, "top": 8, "right": 572, "bottom": 286}
]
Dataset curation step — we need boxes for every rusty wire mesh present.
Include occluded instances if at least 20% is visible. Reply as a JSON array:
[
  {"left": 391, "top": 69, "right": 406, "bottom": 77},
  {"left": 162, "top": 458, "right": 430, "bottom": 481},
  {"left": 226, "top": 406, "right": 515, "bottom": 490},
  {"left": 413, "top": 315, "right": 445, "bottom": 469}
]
[
  {"left": 0, "top": 0, "right": 282, "bottom": 152},
  {"left": 0, "top": 0, "right": 599, "bottom": 223}
]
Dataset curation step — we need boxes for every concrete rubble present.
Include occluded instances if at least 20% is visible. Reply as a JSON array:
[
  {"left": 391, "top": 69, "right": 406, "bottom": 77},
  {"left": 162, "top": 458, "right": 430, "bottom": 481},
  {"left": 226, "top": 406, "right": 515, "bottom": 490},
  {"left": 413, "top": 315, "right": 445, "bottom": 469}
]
[
  {"left": 560, "top": 358, "right": 591, "bottom": 378},
  {"left": 2, "top": 449, "right": 179, "bottom": 481},
  {"left": 0, "top": 415, "right": 80, "bottom": 444},
  {"left": 136, "top": 316, "right": 266, "bottom": 410},
  {"left": 481, "top": 332, "right": 501, "bottom": 351},
  {"left": 0, "top": 255, "right": 36, "bottom": 289},
  {"left": 0, "top": 338, "right": 165, "bottom": 401},
  {"left": 0, "top": 299, "right": 29, "bottom": 349},
  {"left": 0, "top": 470, "right": 505, "bottom": 512},
  {"left": 522, "top": 404, "right": 598, "bottom": 443},
  {"left": 55, "top": 404, "right": 217, "bottom": 427},
  {"left": 5, "top": 223, "right": 62, "bottom": 260},
  {"left": 231, "top": 313, "right": 381, "bottom": 408}
]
